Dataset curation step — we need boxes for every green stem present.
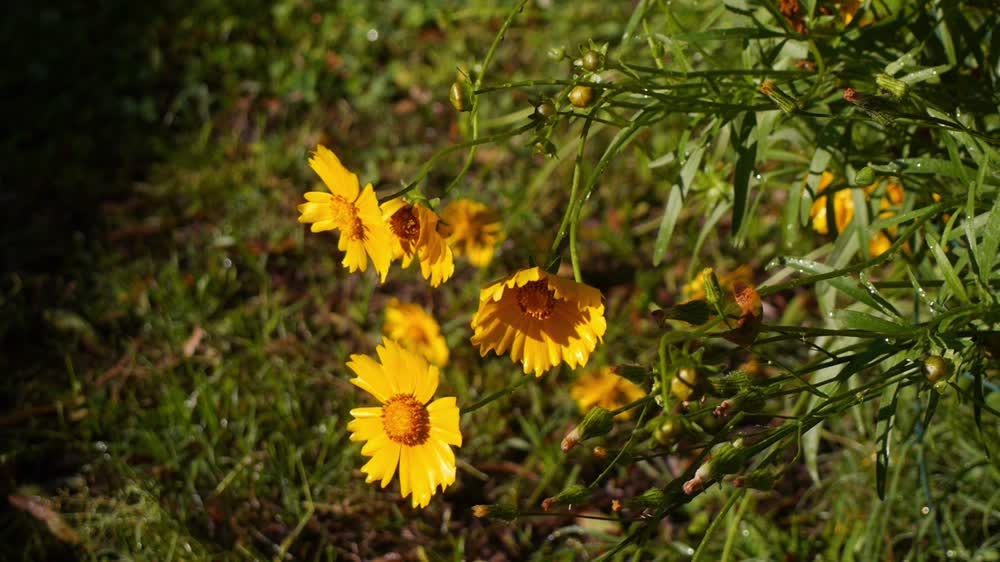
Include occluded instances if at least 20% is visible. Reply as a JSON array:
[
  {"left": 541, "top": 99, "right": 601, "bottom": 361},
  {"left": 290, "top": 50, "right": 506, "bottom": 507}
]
[
  {"left": 721, "top": 491, "right": 753, "bottom": 562},
  {"left": 444, "top": 0, "right": 531, "bottom": 196},
  {"left": 463, "top": 376, "right": 533, "bottom": 414},
  {"left": 692, "top": 489, "right": 747, "bottom": 562}
]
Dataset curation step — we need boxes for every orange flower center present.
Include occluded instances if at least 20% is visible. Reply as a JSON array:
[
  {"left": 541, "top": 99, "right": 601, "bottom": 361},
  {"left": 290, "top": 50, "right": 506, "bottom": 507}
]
[
  {"left": 328, "top": 195, "right": 359, "bottom": 228},
  {"left": 390, "top": 206, "right": 421, "bottom": 250},
  {"left": 382, "top": 394, "right": 430, "bottom": 446},
  {"left": 515, "top": 280, "right": 557, "bottom": 320}
]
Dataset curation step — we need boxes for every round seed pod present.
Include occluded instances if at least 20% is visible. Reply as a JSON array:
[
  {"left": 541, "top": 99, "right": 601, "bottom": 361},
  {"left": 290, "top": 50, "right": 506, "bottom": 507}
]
[
  {"left": 449, "top": 81, "right": 471, "bottom": 112},
  {"left": 581, "top": 49, "right": 603, "bottom": 72},
  {"left": 671, "top": 367, "right": 703, "bottom": 401},
  {"left": 534, "top": 100, "right": 556, "bottom": 119},
  {"left": 569, "top": 85, "right": 594, "bottom": 108},
  {"left": 923, "top": 355, "right": 951, "bottom": 383}
]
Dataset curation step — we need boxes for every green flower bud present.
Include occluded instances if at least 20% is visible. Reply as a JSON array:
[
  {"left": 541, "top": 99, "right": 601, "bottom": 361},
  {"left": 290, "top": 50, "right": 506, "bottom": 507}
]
[
  {"left": 759, "top": 80, "right": 800, "bottom": 114},
  {"left": 568, "top": 85, "right": 595, "bottom": 108},
  {"left": 541, "top": 484, "right": 591, "bottom": 511},
  {"left": 854, "top": 166, "right": 876, "bottom": 186},
  {"left": 876, "top": 73, "right": 908, "bottom": 99},
  {"left": 472, "top": 503, "right": 519, "bottom": 521},
  {"left": 625, "top": 488, "right": 668, "bottom": 510},
  {"left": 734, "top": 468, "right": 777, "bottom": 490},
  {"left": 561, "top": 406, "right": 614, "bottom": 452}
]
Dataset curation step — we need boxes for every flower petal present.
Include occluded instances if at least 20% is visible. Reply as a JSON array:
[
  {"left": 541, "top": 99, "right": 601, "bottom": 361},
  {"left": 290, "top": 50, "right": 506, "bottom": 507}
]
[{"left": 310, "top": 145, "right": 360, "bottom": 200}]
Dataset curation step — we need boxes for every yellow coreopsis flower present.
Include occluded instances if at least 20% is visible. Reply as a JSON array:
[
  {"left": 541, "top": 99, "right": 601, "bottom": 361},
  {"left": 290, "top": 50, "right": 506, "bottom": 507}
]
[
  {"left": 347, "top": 339, "right": 462, "bottom": 509},
  {"left": 441, "top": 199, "right": 505, "bottom": 268},
  {"left": 809, "top": 171, "right": 854, "bottom": 235},
  {"left": 571, "top": 368, "right": 646, "bottom": 420},
  {"left": 382, "top": 298, "right": 449, "bottom": 368},
  {"left": 381, "top": 198, "right": 455, "bottom": 287},
  {"left": 470, "top": 267, "right": 607, "bottom": 376},
  {"left": 297, "top": 146, "right": 394, "bottom": 281}
]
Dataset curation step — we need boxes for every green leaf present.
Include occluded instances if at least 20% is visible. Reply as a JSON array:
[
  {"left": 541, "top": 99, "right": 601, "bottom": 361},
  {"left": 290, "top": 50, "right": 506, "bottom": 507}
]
[
  {"left": 835, "top": 310, "right": 913, "bottom": 335},
  {"left": 779, "top": 257, "right": 899, "bottom": 317},
  {"left": 927, "top": 233, "right": 971, "bottom": 304},
  {"left": 675, "top": 27, "right": 784, "bottom": 42},
  {"left": 869, "top": 158, "right": 975, "bottom": 179},
  {"left": 653, "top": 184, "right": 683, "bottom": 266},
  {"left": 732, "top": 113, "right": 757, "bottom": 241},
  {"left": 978, "top": 171, "right": 1000, "bottom": 281},
  {"left": 875, "top": 382, "right": 901, "bottom": 500}
]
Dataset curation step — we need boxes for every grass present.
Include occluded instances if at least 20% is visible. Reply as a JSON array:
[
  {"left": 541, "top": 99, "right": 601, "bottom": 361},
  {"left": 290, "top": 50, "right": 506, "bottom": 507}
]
[{"left": 3, "top": 0, "right": 1000, "bottom": 560}]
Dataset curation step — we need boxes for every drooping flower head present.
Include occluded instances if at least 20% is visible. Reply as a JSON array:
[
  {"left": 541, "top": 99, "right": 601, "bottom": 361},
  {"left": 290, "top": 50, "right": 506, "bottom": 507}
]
[
  {"left": 347, "top": 339, "right": 462, "bottom": 509},
  {"left": 441, "top": 199, "right": 505, "bottom": 268},
  {"left": 470, "top": 267, "right": 607, "bottom": 376},
  {"left": 571, "top": 367, "right": 646, "bottom": 420},
  {"left": 382, "top": 298, "right": 449, "bottom": 368},
  {"left": 381, "top": 198, "right": 455, "bottom": 287},
  {"left": 297, "top": 145, "right": 393, "bottom": 281},
  {"left": 809, "top": 171, "right": 854, "bottom": 235}
]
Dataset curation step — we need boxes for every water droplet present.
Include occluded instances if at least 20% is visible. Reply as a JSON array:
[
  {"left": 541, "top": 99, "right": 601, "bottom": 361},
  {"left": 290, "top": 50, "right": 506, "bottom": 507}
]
[
  {"left": 921, "top": 506, "right": 930, "bottom": 515},
  {"left": 685, "top": 547, "right": 695, "bottom": 555},
  {"left": 915, "top": 162, "right": 922, "bottom": 168},
  {"left": 222, "top": 257, "right": 233, "bottom": 269},
  {"left": 366, "top": 28, "right": 379, "bottom": 42},
  {"left": 220, "top": 418, "right": 228, "bottom": 428},
  {"left": 95, "top": 441, "right": 108, "bottom": 452},
  {"left": 741, "top": 529, "right": 750, "bottom": 537}
]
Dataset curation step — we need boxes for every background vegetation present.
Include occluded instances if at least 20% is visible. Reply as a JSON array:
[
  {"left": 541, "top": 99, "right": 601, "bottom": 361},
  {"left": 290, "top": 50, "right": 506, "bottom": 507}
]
[{"left": 3, "top": 0, "right": 998, "bottom": 560}]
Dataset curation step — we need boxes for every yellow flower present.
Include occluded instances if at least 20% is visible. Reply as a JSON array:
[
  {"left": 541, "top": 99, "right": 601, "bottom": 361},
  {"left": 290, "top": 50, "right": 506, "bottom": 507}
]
[
  {"left": 297, "top": 146, "right": 394, "bottom": 281},
  {"left": 809, "top": 171, "right": 854, "bottom": 235},
  {"left": 570, "top": 368, "right": 646, "bottom": 420},
  {"left": 441, "top": 199, "right": 505, "bottom": 268},
  {"left": 682, "top": 265, "right": 754, "bottom": 302},
  {"left": 381, "top": 198, "right": 455, "bottom": 287},
  {"left": 470, "top": 267, "right": 606, "bottom": 376},
  {"left": 347, "top": 339, "right": 462, "bottom": 509},
  {"left": 869, "top": 232, "right": 892, "bottom": 257},
  {"left": 382, "top": 298, "right": 449, "bottom": 368}
]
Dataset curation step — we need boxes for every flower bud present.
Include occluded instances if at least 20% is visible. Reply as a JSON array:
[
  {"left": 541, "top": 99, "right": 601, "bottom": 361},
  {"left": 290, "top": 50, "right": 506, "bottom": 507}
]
[
  {"left": 534, "top": 100, "right": 557, "bottom": 120},
  {"left": 472, "top": 503, "right": 519, "bottom": 521},
  {"left": 759, "top": 80, "right": 800, "bottom": 114},
  {"left": 854, "top": 166, "right": 876, "bottom": 186},
  {"left": 449, "top": 81, "right": 472, "bottom": 112},
  {"left": 561, "top": 406, "right": 614, "bottom": 452},
  {"left": 548, "top": 46, "right": 567, "bottom": 60},
  {"left": 923, "top": 355, "right": 952, "bottom": 383},
  {"left": 625, "top": 488, "right": 668, "bottom": 510},
  {"left": 581, "top": 49, "right": 604, "bottom": 72},
  {"left": 541, "top": 484, "right": 591, "bottom": 511},
  {"left": 702, "top": 269, "right": 722, "bottom": 306},
  {"left": 569, "top": 85, "right": 595, "bottom": 108},
  {"left": 683, "top": 439, "right": 746, "bottom": 495},
  {"left": 875, "top": 73, "right": 908, "bottom": 99},
  {"left": 733, "top": 468, "right": 778, "bottom": 490}
]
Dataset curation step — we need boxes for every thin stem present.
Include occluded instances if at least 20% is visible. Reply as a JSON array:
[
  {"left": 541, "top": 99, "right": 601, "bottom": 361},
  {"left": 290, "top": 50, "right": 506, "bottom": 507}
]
[
  {"left": 692, "top": 489, "right": 747, "bottom": 562},
  {"left": 463, "top": 376, "right": 534, "bottom": 414},
  {"left": 444, "top": 0, "right": 531, "bottom": 196}
]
